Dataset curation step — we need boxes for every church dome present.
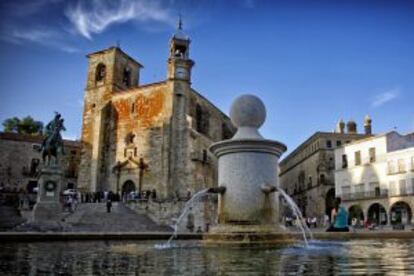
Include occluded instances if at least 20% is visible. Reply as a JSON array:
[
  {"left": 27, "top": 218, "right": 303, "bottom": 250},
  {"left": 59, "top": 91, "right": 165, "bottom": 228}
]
[{"left": 173, "top": 17, "right": 189, "bottom": 40}]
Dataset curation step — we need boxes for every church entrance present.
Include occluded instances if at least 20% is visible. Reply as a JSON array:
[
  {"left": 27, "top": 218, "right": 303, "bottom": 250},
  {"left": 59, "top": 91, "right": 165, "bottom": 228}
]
[{"left": 122, "top": 180, "right": 136, "bottom": 195}]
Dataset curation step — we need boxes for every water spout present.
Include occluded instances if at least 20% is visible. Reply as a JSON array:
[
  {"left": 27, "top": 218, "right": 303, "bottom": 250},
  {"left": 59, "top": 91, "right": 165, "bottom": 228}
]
[
  {"left": 165, "top": 188, "right": 209, "bottom": 246},
  {"left": 277, "top": 187, "right": 313, "bottom": 246},
  {"left": 207, "top": 186, "right": 226, "bottom": 194},
  {"left": 261, "top": 184, "right": 277, "bottom": 194}
]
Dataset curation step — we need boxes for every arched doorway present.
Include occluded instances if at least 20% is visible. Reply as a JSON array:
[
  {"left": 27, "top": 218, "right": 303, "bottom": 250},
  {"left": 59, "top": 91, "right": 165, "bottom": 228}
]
[
  {"left": 367, "top": 203, "right": 387, "bottom": 225},
  {"left": 348, "top": 205, "right": 364, "bottom": 225},
  {"left": 122, "top": 180, "right": 136, "bottom": 195},
  {"left": 325, "top": 188, "right": 336, "bottom": 216},
  {"left": 390, "top": 201, "right": 412, "bottom": 225}
]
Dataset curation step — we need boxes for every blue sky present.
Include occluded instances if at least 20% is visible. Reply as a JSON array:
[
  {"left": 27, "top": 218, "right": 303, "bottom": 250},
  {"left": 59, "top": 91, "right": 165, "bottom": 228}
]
[{"left": 0, "top": 0, "right": 413, "bottom": 155}]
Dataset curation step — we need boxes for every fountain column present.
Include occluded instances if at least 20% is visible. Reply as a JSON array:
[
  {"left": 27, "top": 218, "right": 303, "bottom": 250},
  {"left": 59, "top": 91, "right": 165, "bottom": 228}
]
[{"left": 206, "top": 94, "right": 287, "bottom": 243}]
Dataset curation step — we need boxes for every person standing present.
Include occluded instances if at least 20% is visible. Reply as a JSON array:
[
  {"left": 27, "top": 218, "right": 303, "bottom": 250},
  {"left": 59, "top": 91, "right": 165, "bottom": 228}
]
[
  {"left": 106, "top": 199, "right": 112, "bottom": 213},
  {"left": 186, "top": 208, "right": 195, "bottom": 232}
]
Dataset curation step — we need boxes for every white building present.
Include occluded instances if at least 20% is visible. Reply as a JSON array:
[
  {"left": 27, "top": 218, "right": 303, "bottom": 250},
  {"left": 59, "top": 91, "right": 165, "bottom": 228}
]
[{"left": 334, "top": 131, "right": 414, "bottom": 226}]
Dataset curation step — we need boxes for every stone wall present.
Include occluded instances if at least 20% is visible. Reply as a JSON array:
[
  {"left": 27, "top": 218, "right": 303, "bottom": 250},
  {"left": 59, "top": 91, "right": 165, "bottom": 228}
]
[
  {"left": 125, "top": 195, "right": 218, "bottom": 232},
  {"left": 0, "top": 132, "right": 80, "bottom": 192}
]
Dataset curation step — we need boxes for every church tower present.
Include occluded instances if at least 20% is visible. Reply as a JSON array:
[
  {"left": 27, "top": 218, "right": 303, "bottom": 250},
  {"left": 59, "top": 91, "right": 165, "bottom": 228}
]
[
  {"left": 167, "top": 18, "right": 194, "bottom": 82},
  {"left": 167, "top": 18, "right": 196, "bottom": 197},
  {"left": 78, "top": 47, "right": 143, "bottom": 192}
]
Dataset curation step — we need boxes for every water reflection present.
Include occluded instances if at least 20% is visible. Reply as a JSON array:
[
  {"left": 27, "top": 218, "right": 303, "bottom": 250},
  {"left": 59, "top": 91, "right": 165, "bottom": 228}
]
[{"left": 0, "top": 239, "right": 413, "bottom": 275}]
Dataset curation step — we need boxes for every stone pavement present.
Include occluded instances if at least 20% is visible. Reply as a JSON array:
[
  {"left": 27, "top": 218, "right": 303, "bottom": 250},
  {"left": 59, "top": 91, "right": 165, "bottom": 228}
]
[{"left": 64, "top": 202, "right": 172, "bottom": 232}]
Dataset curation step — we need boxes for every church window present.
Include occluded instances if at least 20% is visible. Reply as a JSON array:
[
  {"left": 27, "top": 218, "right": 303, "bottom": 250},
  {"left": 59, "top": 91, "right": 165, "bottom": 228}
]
[
  {"left": 123, "top": 67, "right": 131, "bottom": 87},
  {"left": 173, "top": 45, "right": 187, "bottom": 58},
  {"left": 125, "top": 133, "right": 135, "bottom": 145},
  {"left": 196, "top": 104, "right": 210, "bottom": 136},
  {"left": 95, "top": 63, "right": 106, "bottom": 83},
  {"left": 222, "top": 123, "right": 233, "bottom": 140}
]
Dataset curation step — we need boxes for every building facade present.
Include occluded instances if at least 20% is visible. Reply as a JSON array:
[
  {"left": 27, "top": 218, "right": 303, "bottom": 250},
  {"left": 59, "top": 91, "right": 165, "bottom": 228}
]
[
  {"left": 0, "top": 132, "right": 80, "bottom": 193},
  {"left": 279, "top": 119, "right": 370, "bottom": 220},
  {"left": 335, "top": 131, "right": 414, "bottom": 225},
  {"left": 77, "top": 23, "right": 234, "bottom": 199}
]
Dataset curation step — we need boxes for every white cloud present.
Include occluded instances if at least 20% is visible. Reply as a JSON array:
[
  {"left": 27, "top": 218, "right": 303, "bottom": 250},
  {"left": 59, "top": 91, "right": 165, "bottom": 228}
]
[
  {"left": 1, "top": 27, "right": 80, "bottom": 53},
  {"left": 371, "top": 87, "right": 400, "bottom": 108},
  {"left": 65, "top": 0, "right": 174, "bottom": 39}
]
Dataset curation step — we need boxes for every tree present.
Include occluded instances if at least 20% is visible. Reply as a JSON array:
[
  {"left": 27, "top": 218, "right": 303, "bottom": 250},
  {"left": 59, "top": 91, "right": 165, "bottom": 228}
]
[{"left": 2, "top": 116, "right": 44, "bottom": 135}]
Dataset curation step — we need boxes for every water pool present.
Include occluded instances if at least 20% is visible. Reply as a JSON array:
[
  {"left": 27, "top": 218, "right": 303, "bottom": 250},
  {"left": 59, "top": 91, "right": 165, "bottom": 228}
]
[{"left": 1, "top": 239, "right": 413, "bottom": 275}]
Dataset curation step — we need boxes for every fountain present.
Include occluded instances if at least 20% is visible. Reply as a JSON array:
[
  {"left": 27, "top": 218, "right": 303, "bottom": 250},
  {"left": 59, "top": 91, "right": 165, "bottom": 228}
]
[{"left": 203, "top": 94, "right": 306, "bottom": 245}]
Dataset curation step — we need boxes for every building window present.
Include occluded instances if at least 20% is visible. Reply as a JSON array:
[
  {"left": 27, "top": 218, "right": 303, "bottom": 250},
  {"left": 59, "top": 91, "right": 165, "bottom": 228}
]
[
  {"left": 398, "top": 159, "right": 406, "bottom": 173},
  {"left": 342, "top": 185, "right": 350, "bottom": 195},
  {"left": 32, "top": 144, "right": 41, "bottom": 151},
  {"left": 342, "top": 154, "right": 348, "bottom": 168},
  {"left": 399, "top": 179, "right": 407, "bottom": 195},
  {"left": 131, "top": 103, "right": 135, "bottom": 113},
  {"left": 202, "top": 149, "right": 208, "bottom": 163},
  {"left": 389, "top": 181, "right": 397, "bottom": 196},
  {"left": 336, "top": 140, "right": 342, "bottom": 147},
  {"left": 95, "top": 63, "right": 106, "bottom": 83},
  {"left": 355, "top": 151, "right": 361, "bottom": 166},
  {"left": 30, "top": 159, "right": 40, "bottom": 176},
  {"left": 124, "top": 148, "right": 127, "bottom": 158},
  {"left": 369, "top": 147, "right": 376, "bottom": 163},
  {"left": 411, "top": 178, "right": 414, "bottom": 194},
  {"left": 319, "top": 174, "right": 326, "bottom": 185},
  {"left": 134, "top": 147, "right": 137, "bottom": 157},
  {"left": 355, "top": 183, "right": 365, "bottom": 197},
  {"left": 123, "top": 67, "right": 131, "bottom": 87},
  {"left": 388, "top": 160, "right": 396, "bottom": 174},
  {"left": 326, "top": 140, "right": 332, "bottom": 148}
]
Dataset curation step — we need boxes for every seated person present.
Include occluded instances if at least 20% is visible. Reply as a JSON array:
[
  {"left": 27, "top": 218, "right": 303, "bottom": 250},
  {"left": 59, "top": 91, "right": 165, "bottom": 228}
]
[{"left": 327, "top": 197, "right": 349, "bottom": 232}]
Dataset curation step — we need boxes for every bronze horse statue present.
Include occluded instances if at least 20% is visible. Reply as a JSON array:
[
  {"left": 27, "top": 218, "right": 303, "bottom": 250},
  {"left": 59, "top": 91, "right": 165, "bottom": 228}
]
[{"left": 40, "top": 113, "right": 65, "bottom": 166}]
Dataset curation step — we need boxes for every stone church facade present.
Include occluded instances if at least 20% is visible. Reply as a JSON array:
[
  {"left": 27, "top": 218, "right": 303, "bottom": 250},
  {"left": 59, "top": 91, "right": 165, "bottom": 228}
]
[{"left": 78, "top": 24, "right": 234, "bottom": 200}]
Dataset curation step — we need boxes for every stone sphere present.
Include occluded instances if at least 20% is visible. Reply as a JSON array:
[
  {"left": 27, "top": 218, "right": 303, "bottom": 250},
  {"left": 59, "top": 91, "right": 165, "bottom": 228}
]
[{"left": 230, "top": 94, "right": 266, "bottom": 128}]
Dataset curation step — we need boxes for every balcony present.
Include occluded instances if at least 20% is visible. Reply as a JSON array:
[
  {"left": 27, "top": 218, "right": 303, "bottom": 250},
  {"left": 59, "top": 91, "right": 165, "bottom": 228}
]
[{"left": 341, "top": 189, "right": 388, "bottom": 201}]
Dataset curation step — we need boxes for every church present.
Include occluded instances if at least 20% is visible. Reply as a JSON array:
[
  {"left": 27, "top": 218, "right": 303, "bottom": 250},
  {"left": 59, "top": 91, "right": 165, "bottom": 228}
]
[{"left": 77, "top": 20, "right": 235, "bottom": 200}]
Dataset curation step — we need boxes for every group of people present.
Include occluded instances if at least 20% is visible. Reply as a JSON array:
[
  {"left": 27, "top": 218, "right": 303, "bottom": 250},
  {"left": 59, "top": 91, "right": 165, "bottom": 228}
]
[
  {"left": 81, "top": 191, "right": 121, "bottom": 203},
  {"left": 123, "top": 189, "right": 157, "bottom": 202}
]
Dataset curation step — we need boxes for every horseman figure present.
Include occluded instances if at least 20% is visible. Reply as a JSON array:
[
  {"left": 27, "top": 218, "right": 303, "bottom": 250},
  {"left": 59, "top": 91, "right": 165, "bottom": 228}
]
[{"left": 39, "top": 112, "right": 66, "bottom": 166}]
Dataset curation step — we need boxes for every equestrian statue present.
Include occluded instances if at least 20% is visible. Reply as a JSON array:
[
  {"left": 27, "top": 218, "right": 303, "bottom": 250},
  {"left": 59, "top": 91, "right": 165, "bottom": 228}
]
[{"left": 39, "top": 112, "right": 66, "bottom": 166}]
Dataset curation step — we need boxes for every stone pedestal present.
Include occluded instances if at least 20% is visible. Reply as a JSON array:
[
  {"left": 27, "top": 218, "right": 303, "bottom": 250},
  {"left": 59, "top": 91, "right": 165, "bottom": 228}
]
[
  {"left": 32, "top": 167, "right": 63, "bottom": 222},
  {"left": 205, "top": 94, "right": 287, "bottom": 245}
]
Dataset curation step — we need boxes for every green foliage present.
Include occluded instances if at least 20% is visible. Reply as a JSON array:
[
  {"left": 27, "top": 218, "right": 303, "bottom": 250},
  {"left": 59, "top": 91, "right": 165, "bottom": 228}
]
[{"left": 2, "top": 116, "right": 44, "bottom": 135}]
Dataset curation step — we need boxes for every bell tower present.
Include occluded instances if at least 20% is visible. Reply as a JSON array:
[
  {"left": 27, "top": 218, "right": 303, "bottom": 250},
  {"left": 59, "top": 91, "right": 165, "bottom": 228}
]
[{"left": 167, "top": 18, "right": 194, "bottom": 82}]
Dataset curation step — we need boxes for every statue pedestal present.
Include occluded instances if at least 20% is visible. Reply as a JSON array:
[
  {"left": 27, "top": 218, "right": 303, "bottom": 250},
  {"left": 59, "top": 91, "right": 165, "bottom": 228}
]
[{"left": 32, "top": 166, "right": 63, "bottom": 222}]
